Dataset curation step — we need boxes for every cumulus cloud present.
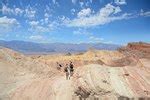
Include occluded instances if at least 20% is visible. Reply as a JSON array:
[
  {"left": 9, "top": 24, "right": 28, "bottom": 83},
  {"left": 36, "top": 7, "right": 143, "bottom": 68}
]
[
  {"left": 64, "top": 4, "right": 131, "bottom": 27},
  {"left": 0, "top": 16, "right": 19, "bottom": 26},
  {"left": 24, "top": 6, "right": 36, "bottom": 19},
  {"left": 44, "top": 12, "right": 51, "bottom": 24},
  {"left": 29, "top": 35, "right": 55, "bottom": 43},
  {"left": 28, "top": 20, "right": 49, "bottom": 33},
  {"left": 1, "top": 5, "right": 14, "bottom": 15},
  {"left": 0, "top": 16, "right": 20, "bottom": 33},
  {"left": 1, "top": 5, "right": 24, "bottom": 16},
  {"left": 114, "top": 6, "right": 122, "bottom": 14},
  {"left": 71, "top": 9, "right": 76, "bottom": 15},
  {"left": 29, "top": 25, "right": 51, "bottom": 33},
  {"left": 77, "top": 8, "right": 91, "bottom": 18},
  {"left": 44, "top": 5, "right": 53, "bottom": 21},
  {"left": 28, "top": 19, "right": 58, "bottom": 34},
  {"left": 29, "top": 21, "right": 39, "bottom": 26},
  {"left": 114, "top": 0, "right": 126, "bottom": 5},
  {"left": 140, "top": 9, "right": 150, "bottom": 17},
  {"left": 99, "top": 4, "right": 121, "bottom": 16},
  {"left": 29, "top": 35, "right": 44, "bottom": 40},
  {"left": 14, "top": 8, "right": 24, "bottom": 15}
]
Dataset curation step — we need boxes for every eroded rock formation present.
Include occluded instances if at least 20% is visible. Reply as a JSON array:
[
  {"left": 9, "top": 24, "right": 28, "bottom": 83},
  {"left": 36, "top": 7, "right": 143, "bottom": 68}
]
[{"left": 0, "top": 42, "right": 150, "bottom": 100}]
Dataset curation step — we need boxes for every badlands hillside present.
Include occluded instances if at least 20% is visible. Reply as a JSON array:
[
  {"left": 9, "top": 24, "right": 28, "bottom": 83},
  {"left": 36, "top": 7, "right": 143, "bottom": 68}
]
[{"left": 0, "top": 42, "right": 150, "bottom": 100}]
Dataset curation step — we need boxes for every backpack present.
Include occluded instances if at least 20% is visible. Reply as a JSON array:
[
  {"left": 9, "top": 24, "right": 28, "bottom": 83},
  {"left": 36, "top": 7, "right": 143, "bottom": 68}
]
[
  {"left": 70, "top": 64, "right": 73, "bottom": 69},
  {"left": 70, "top": 64, "right": 74, "bottom": 72},
  {"left": 64, "top": 67, "right": 68, "bottom": 72},
  {"left": 70, "top": 68, "right": 74, "bottom": 72}
]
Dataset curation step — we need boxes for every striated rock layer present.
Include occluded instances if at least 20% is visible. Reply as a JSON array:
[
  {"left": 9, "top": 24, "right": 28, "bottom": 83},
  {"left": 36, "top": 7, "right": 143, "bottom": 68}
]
[{"left": 0, "top": 42, "right": 150, "bottom": 100}]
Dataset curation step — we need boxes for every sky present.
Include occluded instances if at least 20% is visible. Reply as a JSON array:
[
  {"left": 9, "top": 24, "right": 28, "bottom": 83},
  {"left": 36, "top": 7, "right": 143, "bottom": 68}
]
[{"left": 0, "top": 0, "right": 150, "bottom": 44}]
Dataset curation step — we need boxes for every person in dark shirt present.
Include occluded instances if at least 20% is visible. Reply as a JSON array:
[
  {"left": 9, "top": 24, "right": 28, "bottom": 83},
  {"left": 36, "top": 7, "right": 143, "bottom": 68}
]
[{"left": 69, "top": 61, "right": 74, "bottom": 76}]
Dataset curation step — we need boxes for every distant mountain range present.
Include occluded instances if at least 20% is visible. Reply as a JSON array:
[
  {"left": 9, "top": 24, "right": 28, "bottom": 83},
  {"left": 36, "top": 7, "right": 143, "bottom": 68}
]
[{"left": 0, "top": 40, "right": 122, "bottom": 54}]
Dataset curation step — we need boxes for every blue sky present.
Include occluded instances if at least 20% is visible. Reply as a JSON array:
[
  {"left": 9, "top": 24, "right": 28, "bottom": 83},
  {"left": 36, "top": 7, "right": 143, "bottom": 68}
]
[{"left": 0, "top": 0, "right": 150, "bottom": 44}]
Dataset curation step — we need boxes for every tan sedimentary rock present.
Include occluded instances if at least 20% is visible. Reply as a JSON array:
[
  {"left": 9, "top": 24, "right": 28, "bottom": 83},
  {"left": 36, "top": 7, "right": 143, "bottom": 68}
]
[{"left": 0, "top": 42, "right": 150, "bottom": 100}]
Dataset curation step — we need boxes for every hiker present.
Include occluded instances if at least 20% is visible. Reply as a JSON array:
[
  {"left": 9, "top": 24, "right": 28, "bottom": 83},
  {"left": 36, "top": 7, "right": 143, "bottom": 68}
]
[
  {"left": 56, "top": 62, "right": 62, "bottom": 70},
  {"left": 69, "top": 61, "right": 74, "bottom": 76},
  {"left": 64, "top": 64, "right": 71, "bottom": 80}
]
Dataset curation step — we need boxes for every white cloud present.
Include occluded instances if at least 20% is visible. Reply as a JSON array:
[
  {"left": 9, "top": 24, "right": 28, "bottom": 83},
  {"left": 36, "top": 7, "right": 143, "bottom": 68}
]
[
  {"left": 114, "top": 6, "right": 122, "bottom": 14},
  {"left": 72, "top": 0, "right": 77, "bottom": 4},
  {"left": 45, "top": 5, "right": 51, "bottom": 13},
  {"left": 140, "top": 9, "right": 150, "bottom": 17},
  {"left": 1, "top": 5, "right": 14, "bottom": 15},
  {"left": 64, "top": 4, "right": 131, "bottom": 27},
  {"left": 14, "top": 8, "right": 24, "bottom": 15},
  {"left": 0, "top": 16, "right": 20, "bottom": 33},
  {"left": 40, "top": 19, "right": 44, "bottom": 25},
  {"left": 44, "top": 18, "right": 49, "bottom": 24},
  {"left": 0, "top": 16, "right": 19, "bottom": 26},
  {"left": 85, "top": 1, "right": 90, "bottom": 7},
  {"left": 77, "top": 8, "right": 91, "bottom": 18},
  {"left": 103, "top": 41, "right": 113, "bottom": 44},
  {"left": 52, "top": 0, "right": 59, "bottom": 6},
  {"left": 28, "top": 19, "right": 57, "bottom": 33},
  {"left": 29, "top": 21, "right": 39, "bottom": 26},
  {"left": 44, "top": 12, "right": 50, "bottom": 24},
  {"left": 89, "top": 36, "right": 104, "bottom": 43},
  {"left": 79, "top": 2, "right": 84, "bottom": 8},
  {"left": 71, "top": 9, "right": 76, "bottom": 15},
  {"left": 89, "top": 36, "right": 104, "bottom": 40},
  {"left": 44, "top": 5, "right": 53, "bottom": 19},
  {"left": 73, "top": 28, "right": 91, "bottom": 35},
  {"left": 115, "top": 0, "right": 126, "bottom": 5},
  {"left": 25, "top": 6, "right": 36, "bottom": 19},
  {"left": 44, "top": 13, "right": 50, "bottom": 18},
  {"left": 59, "top": 16, "right": 70, "bottom": 25},
  {"left": 1, "top": 5, "right": 24, "bottom": 16},
  {"left": 29, "top": 35, "right": 44, "bottom": 40},
  {"left": 29, "top": 25, "right": 51, "bottom": 33},
  {"left": 29, "top": 35, "right": 55, "bottom": 43},
  {"left": 99, "top": 4, "right": 121, "bottom": 16}
]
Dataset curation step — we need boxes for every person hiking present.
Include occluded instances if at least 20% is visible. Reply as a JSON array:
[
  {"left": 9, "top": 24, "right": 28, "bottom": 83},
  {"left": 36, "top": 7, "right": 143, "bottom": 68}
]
[
  {"left": 69, "top": 61, "right": 74, "bottom": 76},
  {"left": 64, "top": 64, "right": 71, "bottom": 80},
  {"left": 56, "top": 62, "right": 62, "bottom": 70}
]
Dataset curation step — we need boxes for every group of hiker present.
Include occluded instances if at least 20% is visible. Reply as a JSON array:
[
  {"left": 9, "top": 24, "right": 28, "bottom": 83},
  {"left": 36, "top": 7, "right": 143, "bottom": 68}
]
[{"left": 56, "top": 61, "right": 74, "bottom": 80}]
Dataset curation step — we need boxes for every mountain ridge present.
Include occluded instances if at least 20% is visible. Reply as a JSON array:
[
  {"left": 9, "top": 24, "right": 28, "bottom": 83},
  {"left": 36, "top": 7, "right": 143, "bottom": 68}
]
[{"left": 0, "top": 40, "right": 121, "bottom": 54}]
